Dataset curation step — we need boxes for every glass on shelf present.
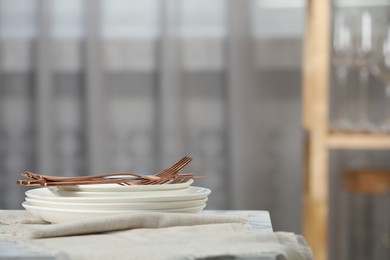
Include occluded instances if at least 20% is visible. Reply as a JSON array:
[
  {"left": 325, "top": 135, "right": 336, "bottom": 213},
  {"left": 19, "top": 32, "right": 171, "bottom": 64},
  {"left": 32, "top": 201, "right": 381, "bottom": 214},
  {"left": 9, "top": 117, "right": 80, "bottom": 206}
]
[
  {"left": 353, "top": 11, "right": 376, "bottom": 131},
  {"left": 332, "top": 12, "right": 353, "bottom": 130},
  {"left": 371, "top": 23, "right": 390, "bottom": 132}
]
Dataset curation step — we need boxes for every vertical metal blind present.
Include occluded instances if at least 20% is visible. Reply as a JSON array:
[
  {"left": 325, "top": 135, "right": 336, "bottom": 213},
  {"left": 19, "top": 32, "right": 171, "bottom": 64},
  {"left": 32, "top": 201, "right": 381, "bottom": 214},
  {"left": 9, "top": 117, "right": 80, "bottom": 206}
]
[{"left": 0, "top": 2, "right": 329, "bottom": 255}]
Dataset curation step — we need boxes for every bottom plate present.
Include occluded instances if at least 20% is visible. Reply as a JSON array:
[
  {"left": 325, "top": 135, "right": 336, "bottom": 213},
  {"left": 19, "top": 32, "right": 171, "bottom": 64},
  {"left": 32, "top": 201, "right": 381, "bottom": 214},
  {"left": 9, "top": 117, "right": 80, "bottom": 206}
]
[
  {"left": 25, "top": 197, "right": 207, "bottom": 210},
  {"left": 22, "top": 202, "right": 206, "bottom": 223}
]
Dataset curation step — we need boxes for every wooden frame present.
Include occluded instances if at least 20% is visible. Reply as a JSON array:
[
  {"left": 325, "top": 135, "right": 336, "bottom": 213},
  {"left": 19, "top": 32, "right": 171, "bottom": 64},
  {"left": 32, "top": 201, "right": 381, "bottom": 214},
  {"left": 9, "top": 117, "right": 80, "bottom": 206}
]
[{"left": 302, "top": 1, "right": 330, "bottom": 259}]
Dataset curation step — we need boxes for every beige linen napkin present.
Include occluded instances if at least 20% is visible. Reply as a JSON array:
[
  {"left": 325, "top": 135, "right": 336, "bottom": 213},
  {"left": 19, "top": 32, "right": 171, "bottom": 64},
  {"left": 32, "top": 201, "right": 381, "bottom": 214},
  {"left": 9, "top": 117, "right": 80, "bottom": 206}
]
[
  {"left": 35, "top": 224, "right": 312, "bottom": 260},
  {"left": 1, "top": 211, "right": 313, "bottom": 260},
  {"left": 0, "top": 210, "right": 247, "bottom": 238}
]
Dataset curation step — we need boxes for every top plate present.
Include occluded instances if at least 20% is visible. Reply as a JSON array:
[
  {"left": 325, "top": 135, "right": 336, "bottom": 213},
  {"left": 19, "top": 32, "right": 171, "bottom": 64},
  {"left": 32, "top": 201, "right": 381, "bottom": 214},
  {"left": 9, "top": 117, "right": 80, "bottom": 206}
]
[
  {"left": 54, "top": 179, "right": 193, "bottom": 192},
  {"left": 26, "top": 186, "right": 211, "bottom": 203}
]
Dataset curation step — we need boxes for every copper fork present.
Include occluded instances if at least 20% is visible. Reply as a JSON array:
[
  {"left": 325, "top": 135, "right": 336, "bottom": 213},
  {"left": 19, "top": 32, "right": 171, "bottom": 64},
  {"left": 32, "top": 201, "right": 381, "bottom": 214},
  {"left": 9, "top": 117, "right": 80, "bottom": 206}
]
[
  {"left": 119, "top": 156, "right": 193, "bottom": 185},
  {"left": 21, "top": 171, "right": 159, "bottom": 182},
  {"left": 154, "top": 156, "right": 192, "bottom": 178},
  {"left": 137, "top": 156, "right": 193, "bottom": 185}
]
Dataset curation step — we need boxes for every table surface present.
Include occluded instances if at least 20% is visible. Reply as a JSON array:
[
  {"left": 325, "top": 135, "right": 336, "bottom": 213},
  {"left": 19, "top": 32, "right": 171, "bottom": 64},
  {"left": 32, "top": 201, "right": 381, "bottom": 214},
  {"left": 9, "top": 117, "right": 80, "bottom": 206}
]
[{"left": 0, "top": 210, "right": 272, "bottom": 260}]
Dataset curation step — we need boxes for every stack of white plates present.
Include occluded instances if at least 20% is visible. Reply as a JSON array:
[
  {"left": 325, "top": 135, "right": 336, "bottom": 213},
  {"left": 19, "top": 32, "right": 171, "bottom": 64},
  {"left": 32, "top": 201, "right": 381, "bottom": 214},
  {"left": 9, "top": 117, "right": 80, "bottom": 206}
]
[{"left": 22, "top": 179, "right": 211, "bottom": 223}]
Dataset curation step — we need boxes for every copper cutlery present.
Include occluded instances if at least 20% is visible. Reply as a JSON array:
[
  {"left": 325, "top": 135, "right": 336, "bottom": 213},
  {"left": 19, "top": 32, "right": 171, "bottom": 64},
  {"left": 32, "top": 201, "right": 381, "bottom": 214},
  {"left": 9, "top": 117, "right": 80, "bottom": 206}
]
[{"left": 17, "top": 156, "right": 204, "bottom": 187}]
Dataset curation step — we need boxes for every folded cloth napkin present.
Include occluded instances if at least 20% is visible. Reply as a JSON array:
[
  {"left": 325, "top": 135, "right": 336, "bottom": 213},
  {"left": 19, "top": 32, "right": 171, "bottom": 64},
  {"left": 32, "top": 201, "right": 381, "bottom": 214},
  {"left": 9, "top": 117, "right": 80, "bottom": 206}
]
[
  {"left": 0, "top": 210, "right": 247, "bottom": 238},
  {"left": 0, "top": 210, "right": 313, "bottom": 260}
]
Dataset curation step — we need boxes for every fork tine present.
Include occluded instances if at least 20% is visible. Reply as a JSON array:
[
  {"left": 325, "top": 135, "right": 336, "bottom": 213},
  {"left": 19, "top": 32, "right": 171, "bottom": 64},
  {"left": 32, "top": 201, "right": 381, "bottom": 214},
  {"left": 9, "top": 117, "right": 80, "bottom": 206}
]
[
  {"left": 164, "top": 156, "right": 191, "bottom": 173},
  {"left": 155, "top": 157, "right": 189, "bottom": 176},
  {"left": 156, "top": 157, "right": 192, "bottom": 178},
  {"left": 166, "top": 159, "right": 192, "bottom": 178}
]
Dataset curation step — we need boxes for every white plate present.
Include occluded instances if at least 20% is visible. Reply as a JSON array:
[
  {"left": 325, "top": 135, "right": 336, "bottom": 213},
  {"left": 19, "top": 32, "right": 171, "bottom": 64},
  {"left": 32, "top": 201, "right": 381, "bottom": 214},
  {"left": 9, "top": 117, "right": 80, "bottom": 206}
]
[
  {"left": 25, "top": 197, "right": 208, "bottom": 210},
  {"left": 26, "top": 186, "right": 211, "bottom": 203},
  {"left": 55, "top": 179, "right": 193, "bottom": 192},
  {"left": 22, "top": 202, "right": 206, "bottom": 223}
]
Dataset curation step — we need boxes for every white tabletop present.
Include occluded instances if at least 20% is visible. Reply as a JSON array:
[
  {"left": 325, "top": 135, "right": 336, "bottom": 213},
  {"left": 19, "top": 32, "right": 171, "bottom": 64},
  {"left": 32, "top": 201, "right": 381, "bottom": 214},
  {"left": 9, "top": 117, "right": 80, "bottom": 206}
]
[{"left": 0, "top": 210, "right": 272, "bottom": 260}]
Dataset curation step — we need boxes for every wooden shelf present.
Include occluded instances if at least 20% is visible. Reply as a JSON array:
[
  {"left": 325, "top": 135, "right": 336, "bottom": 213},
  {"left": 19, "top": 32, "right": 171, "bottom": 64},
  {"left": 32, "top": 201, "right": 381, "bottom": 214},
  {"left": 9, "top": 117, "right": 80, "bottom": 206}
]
[
  {"left": 328, "top": 131, "right": 390, "bottom": 149},
  {"left": 302, "top": 1, "right": 390, "bottom": 259}
]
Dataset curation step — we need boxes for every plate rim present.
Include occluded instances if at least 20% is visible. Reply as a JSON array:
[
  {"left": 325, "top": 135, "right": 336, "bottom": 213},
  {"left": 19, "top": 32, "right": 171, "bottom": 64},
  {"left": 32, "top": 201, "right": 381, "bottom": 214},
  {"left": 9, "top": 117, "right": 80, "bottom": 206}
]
[{"left": 25, "top": 196, "right": 208, "bottom": 209}]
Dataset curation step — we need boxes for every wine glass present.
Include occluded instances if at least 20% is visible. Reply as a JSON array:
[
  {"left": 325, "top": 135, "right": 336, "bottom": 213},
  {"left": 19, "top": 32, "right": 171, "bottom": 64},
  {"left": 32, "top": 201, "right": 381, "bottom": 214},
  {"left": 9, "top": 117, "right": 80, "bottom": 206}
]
[
  {"left": 371, "top": 23, "right": 390, "bottom": 132},
  {"left": 354, "top": 11, "right": 375, "bottom": 131},
  {"left": 332, "top": 12, "right": 353, "bottom": 130}
]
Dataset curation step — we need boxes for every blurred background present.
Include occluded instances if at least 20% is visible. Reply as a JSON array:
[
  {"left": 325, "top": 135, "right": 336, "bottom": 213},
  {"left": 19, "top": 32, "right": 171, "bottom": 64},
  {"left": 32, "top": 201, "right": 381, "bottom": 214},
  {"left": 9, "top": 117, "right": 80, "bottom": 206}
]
[{"left": 0, "top": 0, "right": 389, "bottom": 259}]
